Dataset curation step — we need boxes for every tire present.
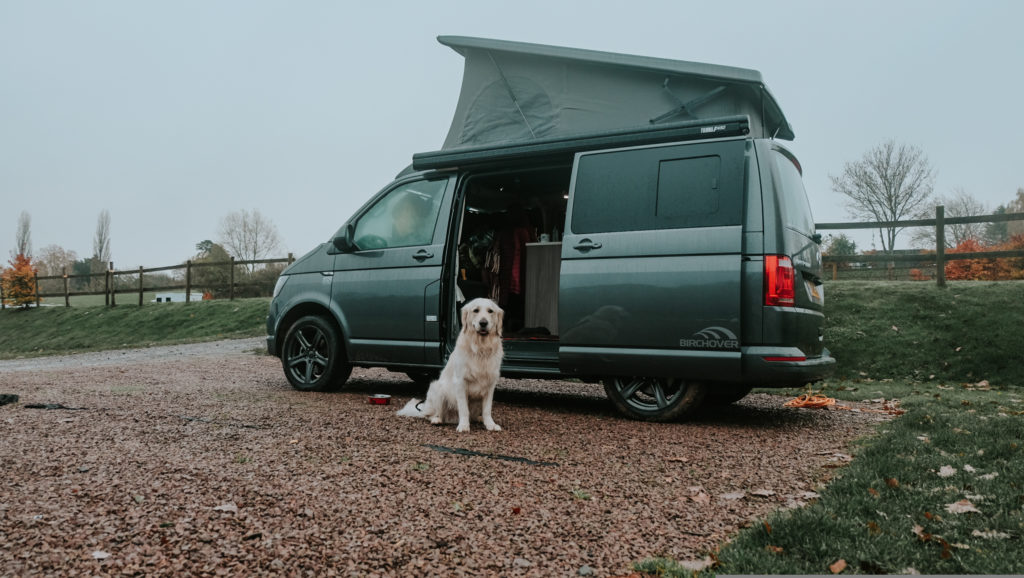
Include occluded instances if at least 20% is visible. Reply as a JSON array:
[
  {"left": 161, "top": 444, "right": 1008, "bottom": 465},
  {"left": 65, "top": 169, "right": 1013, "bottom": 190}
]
[
  {"left": 705, "top": 385, "right": 753, "bottom": 406},
  {"left": 603, "top": 376, "right": 706, "bottom": 421},
  {"left": 281, "top": 316, "right": 352, "bottom": 392}
]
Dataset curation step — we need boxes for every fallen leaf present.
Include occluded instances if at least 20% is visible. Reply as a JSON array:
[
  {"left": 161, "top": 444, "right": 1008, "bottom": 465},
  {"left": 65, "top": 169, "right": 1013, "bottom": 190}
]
[
  {"left": 963, "top": 464, "right": 976, "bottom": 473},
  {"left": 868, "top": 487, "right": 879, "bottom": 497},
  {"left": 763, "top": 522, "right": 772, "bottom": 534},
  {"left": 945, "top": 499, "right": 981, "bottom": 514},
  {"left": 511, "top": 507, "right": 521, "bottom": 515},
  {"left": 891, "top": 325, "right": 899, "bottom": 332},
  {"left": 912, "top": 524, "right": 929, "bottom": 541},
  {"left": 885, "top": 478, "right": 899, "bottom": 488},
  {"left": 972, "top": 529, "right": 1011, "bottom": 539},
  {"left": 799, "top": 491, "right": 821, "bottom": 500},
  {"left": 867, "top": 521, "right": 880, "bottom": 535},
  {"left": 92, "top": 551, "right": 111, "bottom": 560},
  {"left": 829, "top": 558, "right": 847, "bottom": 574},
  {"left": 901, "top": 567, "right": 921, "bottom": 575},
  {"left": 937, "top": 465, "right": 957, "bottom": 478},
  {"left": 750, "top": 488, "right": 776, "bottom": 498},
  {"left": 690, "top": 491, "right": 711, "bottom": 505},
  {"left": 719, "top": 491, "right": 745, "bottom": 501},
  {"left": 979, "top": 472, "right": 999, "bottom": 480},
  {"left": 765, "top": 545, "right": 784, "bottom": 554},
  {"left": 213, "top": 502, "right": 238, "bottom": 514},
  {"left": 665, "top": 456, "right": 688, "bottom": 463}
]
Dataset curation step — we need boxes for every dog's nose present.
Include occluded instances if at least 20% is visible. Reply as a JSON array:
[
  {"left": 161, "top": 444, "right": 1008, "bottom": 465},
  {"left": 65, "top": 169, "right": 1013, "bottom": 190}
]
[{"left": 479, "top": 319, "right": 488, "bottom": 328}]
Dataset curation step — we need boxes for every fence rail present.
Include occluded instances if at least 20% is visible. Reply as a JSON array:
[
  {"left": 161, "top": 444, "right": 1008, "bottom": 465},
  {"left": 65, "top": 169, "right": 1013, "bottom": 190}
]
[
  {"left": 816, "top": 206, "right": 1024, "bottom": 286},
  {"left": 2, "top": 255, "right": 294, "bottom": 309}
]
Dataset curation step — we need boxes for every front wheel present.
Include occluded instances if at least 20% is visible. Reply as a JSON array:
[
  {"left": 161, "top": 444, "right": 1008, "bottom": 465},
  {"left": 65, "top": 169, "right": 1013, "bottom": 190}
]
[
  {"left": 603, "top": 376, "right": 706, "bottom": 421},
  {"left": 281, "top": 316, "right": 352, "bottom": 392}
]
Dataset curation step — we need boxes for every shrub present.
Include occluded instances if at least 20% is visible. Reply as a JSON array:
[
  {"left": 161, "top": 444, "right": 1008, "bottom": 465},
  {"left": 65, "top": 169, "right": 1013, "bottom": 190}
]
[{"left": 1, "top": 254, "right": 39, "bottom": 308}]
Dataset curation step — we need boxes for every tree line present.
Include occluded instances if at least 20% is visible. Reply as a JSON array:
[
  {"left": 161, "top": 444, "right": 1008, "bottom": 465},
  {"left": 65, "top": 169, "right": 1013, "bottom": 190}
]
[{"left": 3, "top": 208, "right": 284, "bottom": 308}]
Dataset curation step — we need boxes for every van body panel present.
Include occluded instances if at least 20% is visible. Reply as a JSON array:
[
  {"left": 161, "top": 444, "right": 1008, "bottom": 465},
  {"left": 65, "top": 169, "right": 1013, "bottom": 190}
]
[
  {"left": 558, "top": 138, "right": 746, "bottom": 381},
  {"left": 328, "top": 176, "right": 455, "bottom": 366}
]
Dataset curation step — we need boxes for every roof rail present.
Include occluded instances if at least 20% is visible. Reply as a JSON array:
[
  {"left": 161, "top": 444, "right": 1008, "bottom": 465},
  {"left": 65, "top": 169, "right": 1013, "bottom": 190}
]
[{"left": 413, "top": 115, "right": 750, "bottom": 171}]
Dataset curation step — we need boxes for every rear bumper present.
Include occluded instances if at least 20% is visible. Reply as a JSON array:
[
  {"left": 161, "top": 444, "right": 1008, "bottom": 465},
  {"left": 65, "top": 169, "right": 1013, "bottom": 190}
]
[
  {"left": 266, "top": 335, "right": 278, "bottom": 358},
  {"left": 741, "top": 346, "right": 835, "bottom": 387}
]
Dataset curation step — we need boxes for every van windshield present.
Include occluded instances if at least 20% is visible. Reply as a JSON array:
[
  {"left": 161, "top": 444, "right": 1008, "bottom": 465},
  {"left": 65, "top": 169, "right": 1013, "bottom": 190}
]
[{"left": 772, "top": 149, "right": 815, "bottom": 237}]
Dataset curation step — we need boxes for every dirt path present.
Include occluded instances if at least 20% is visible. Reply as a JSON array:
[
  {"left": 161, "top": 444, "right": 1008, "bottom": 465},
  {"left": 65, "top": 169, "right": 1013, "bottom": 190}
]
[{"left": 0, "top": 344, "right": 887, "bottom": 576}]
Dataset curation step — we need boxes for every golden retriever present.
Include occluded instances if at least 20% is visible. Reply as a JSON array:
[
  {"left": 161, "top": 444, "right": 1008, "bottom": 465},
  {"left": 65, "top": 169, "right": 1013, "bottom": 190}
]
[{"left": 397, "top": 298, "right": 504, "bottom": 432}]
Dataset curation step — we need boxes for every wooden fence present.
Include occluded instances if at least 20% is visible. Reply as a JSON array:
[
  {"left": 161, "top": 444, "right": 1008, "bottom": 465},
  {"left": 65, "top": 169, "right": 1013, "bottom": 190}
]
[
  {"left": 817, "top": 207, "right": 1024, "bottom": 286},
  {"left": 1, "top": 255, "right": 294, "bottom": 309}
]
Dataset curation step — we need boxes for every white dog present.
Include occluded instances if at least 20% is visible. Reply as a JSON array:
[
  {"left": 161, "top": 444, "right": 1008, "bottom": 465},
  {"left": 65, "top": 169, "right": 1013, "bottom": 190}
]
[{"left": 397, "top": 298, "right": 504, "bottom": 432}]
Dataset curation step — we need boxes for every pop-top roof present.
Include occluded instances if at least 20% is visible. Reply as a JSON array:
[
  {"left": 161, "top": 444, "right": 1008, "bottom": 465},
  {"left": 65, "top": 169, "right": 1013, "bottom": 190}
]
[{"left": 436, "top": 35, "right": 794, "bottom": 152}]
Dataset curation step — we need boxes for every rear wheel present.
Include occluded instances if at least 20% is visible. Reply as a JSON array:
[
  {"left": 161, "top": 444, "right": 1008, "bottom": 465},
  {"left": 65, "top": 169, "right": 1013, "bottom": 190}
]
[
  {"left": 603, "top": 376, "right": 706, "bottom": 421},
  {"left": 281, "top": 316, "right": 352, "bottom": 391}
]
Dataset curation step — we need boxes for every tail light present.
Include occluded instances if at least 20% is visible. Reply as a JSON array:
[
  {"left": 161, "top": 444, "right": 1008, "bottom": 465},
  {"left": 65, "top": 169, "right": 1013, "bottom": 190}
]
[{"left": 765, "top": 255, "right": 795, "bottom": 307}]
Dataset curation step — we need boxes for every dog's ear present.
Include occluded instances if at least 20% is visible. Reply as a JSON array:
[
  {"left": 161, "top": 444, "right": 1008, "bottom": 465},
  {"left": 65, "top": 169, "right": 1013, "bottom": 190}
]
[
  {"left": 460, "top": 302, "right": 471, "bottom": 334},
  {"left": 496, "top": 304, "right": 504, "bottom": 337}
]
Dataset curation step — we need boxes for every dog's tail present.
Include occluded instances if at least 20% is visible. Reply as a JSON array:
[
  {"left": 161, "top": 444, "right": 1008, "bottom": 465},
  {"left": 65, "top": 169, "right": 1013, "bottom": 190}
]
[{"left": 396, "top": 398, "right": 425, "bottom": 418}]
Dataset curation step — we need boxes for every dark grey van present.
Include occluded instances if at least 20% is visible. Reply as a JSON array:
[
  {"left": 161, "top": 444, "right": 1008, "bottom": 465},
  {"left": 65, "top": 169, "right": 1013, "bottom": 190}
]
[{"left": 266, "top": 36, "right": 834, "bottom": 421}]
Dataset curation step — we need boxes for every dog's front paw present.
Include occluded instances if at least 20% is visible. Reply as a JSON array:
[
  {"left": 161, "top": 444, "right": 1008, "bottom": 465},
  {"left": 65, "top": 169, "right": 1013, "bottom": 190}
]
[
  {"left": 456, "top": 422, "right": 471, "bottom": 433},
  {"left": 485, "top": 422, "right": 502, "bottom": 432},
  {"left": 429, "top": 416, "right": 443, "bottom": 425}
]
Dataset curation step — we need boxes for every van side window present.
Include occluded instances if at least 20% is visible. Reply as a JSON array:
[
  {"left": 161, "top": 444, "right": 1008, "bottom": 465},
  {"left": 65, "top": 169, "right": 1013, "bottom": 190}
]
[
  {"left": 771, "top": 149, "right": 815, "bottom": 236},
  {"left": 571, "top": 140, "right": 744, "bottom": 234},
  {"left": 352, "top": 179, "right": 447, "bottom": 249}
]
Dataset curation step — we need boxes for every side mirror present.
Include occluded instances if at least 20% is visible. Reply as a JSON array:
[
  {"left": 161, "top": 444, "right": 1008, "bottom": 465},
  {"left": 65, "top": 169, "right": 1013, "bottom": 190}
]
[{"left": 332, "top": 223, "right": 356, "bottom": 253}]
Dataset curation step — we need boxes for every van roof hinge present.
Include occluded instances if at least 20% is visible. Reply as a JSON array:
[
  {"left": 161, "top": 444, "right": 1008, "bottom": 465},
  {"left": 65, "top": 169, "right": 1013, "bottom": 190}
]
[{"left": 650, "top": 80, "right": 727, "bottom": 125}]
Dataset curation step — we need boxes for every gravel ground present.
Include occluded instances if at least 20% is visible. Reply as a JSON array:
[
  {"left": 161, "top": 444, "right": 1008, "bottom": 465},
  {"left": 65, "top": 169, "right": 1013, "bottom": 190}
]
[{"left": 0, "top": 340, "right": 889, "bottom": 576}]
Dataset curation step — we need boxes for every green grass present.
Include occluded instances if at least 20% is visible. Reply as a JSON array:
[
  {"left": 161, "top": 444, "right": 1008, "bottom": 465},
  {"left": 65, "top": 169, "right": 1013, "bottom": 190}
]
[
  {"left": 0, "top": 298, "right": 269, "bottom": 359},
  {"left": 633, "top": 280, "right": 1024, "bottom": 576}
]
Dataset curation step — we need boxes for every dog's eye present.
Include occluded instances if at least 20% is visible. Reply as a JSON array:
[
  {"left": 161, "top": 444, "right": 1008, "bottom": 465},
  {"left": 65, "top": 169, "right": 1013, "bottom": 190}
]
[
  {"left": 487, "top": 309, "right": 493, "bottom": 313},
  {"left": 473, "top": 308, "right": 479, "bottom": 313}
]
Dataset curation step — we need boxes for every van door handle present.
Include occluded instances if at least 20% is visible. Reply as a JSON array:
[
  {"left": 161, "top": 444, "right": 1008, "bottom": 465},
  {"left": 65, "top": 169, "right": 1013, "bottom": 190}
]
[
  {"left": 412, "top": 249, "right": 434, "bottom": 261},
  {"left": 573, "top": 239, "right": 603, "bottom": 251}
]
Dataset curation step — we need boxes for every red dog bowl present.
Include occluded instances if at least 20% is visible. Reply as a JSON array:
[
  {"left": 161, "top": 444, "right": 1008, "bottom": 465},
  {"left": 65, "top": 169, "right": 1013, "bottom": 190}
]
[{"left": 368, "top": 394, "right": 391, "bottom": 405}]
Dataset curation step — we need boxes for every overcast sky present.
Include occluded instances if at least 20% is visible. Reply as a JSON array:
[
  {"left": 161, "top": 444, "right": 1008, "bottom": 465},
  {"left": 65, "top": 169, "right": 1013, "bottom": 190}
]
[{"left": 2, "top": 0, "right": 1022, "bottom": 268}]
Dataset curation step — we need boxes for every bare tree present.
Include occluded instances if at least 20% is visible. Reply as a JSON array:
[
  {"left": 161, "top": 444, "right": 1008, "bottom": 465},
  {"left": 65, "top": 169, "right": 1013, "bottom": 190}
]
[
  {"left": 12, "top": 211, "right": 32, "bottom": 259},
  {"left": 911, "top": 187, "right": 987, "bottom": 249},
  {"left": 830, "top": 140, "right": 935, "bottom": 254},
  {"left": 217, "top": 209, "right": 282, "bottom": 273},
  {"left": 92, "top": 209, "right": 112, "bottom": 266},
  {"left": 1008, "top": 187, "right": 1024, "bottom": 238},
  {"left": 36, "top": 244, "right": 78, "bottom": 293}
]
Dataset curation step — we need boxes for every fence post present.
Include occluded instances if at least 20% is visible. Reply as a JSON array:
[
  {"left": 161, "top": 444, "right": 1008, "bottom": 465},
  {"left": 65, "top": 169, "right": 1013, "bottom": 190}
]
[
  {"left": 63, "top": 267, "right": 70, "bottom": 307},
  {"left": 138, "top": 266, "right": 144, "bottom": 306},
  {"left": 104, "top": 268, "right": 110, "bottom": 306},
  {"left": 34, "top": 271, "right": 40, "bottom": 307},
  {"left": 288, "top": 252, "right": 294, "bottom": 264},
  {"left": 935, "top": 205, "right": 946, "bottom": 288},
  {"left": 229, "top": 256, "right": 235, "bottom": 301},
  {"left": 1, "top": 283, "right": 4, "bottom": 309},
  {"left": 109, "top": 262, "right": 116, "bottom": 307},
  {"left": 185, "top": 260, "right": 192, "bottom": 303}
]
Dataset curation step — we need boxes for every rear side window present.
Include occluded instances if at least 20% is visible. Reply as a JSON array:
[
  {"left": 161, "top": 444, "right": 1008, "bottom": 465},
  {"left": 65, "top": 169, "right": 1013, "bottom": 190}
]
[
  {"left": 571, "top": 140, "right": 745, "bottom": 234},
  {"left": 771, "top": 148, "right": 815, "bottom": 236}
]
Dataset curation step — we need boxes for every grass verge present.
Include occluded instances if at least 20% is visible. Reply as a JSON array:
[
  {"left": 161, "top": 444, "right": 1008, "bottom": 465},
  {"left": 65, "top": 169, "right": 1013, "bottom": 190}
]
[
  {"left": 0, "top": 298, "right": 269, "bottom": 359},
  {"left": 632, "top": 281, "right": 1024, "bottom": 576}
]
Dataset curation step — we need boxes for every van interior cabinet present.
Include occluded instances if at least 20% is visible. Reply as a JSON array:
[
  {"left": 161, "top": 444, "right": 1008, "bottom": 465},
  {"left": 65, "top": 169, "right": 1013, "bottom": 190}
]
[{"left": 524, "top": 242, "right": 561, "bottom": 335}]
